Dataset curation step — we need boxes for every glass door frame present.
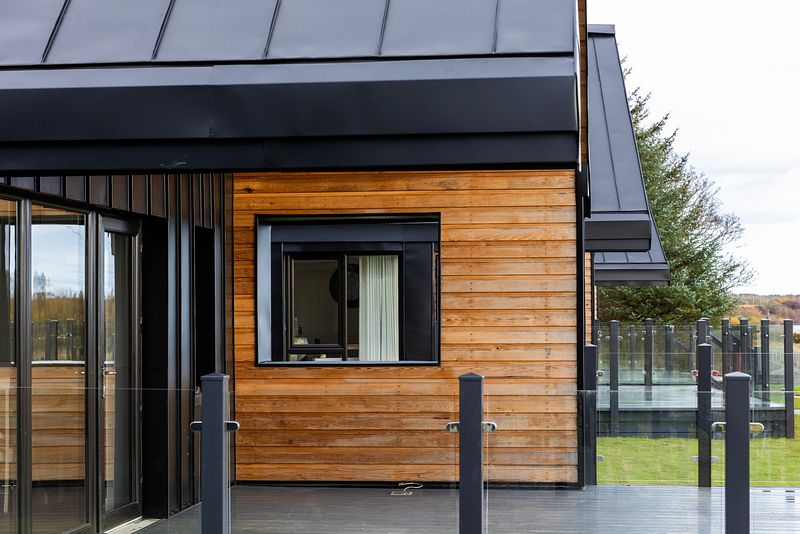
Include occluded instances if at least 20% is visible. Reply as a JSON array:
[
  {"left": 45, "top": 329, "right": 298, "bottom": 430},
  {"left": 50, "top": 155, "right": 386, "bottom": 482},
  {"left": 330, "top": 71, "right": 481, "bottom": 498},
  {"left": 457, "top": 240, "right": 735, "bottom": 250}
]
[
  {"left": 17, "top": 197, "right": 95, "bottom": 534},
  {"left": 96, "top": 215, "right": 142, "bottom": 532}
]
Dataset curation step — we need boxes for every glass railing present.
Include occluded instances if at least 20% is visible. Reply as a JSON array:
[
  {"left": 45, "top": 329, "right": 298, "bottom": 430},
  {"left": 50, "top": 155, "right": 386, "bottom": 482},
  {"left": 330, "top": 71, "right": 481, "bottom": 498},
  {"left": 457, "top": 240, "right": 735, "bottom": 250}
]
[
  {"left": 3, "top": 364, "right": 800, "bottom": 532},
  {"left": 153, "top": 382, "right": 460, "bottom": 533}
]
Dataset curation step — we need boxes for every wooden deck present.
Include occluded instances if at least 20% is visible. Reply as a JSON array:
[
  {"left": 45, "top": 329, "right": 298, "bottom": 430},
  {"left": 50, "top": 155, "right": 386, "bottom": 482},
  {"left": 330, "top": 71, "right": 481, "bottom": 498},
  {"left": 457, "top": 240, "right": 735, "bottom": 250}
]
[{"left": 141, "top": 484, "right": 800, "bottom": 533}]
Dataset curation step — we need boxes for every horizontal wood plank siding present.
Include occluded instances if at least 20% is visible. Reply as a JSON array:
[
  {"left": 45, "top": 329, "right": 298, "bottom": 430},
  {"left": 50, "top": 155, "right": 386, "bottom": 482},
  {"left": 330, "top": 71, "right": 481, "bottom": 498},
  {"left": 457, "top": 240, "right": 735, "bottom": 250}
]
[{"left": 233, "top": 170, "right": 578, "bottom": 484}]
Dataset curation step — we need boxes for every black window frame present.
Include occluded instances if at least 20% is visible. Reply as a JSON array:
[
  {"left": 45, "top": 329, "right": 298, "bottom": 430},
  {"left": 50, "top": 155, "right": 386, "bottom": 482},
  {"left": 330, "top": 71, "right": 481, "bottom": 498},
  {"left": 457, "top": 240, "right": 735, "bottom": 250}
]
[{"left": 256, "top": 214, "right": 440, "bottom": 366}]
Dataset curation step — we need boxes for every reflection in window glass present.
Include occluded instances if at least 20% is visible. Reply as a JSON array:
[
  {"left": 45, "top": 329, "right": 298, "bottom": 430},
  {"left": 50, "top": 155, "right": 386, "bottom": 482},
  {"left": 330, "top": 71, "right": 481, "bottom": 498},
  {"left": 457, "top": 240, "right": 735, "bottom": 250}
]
[
  {"left": 31, "top": 210, "right": 86, "bottom": 362},
  {"left": 31, "top": 206, "right": 87, "bottom": 533},
  {"left": 291, "top": 258, "right": 339, "bottom": 346},
  {"left": 0, "top": 198, "right": 16, "bottom": 532}
]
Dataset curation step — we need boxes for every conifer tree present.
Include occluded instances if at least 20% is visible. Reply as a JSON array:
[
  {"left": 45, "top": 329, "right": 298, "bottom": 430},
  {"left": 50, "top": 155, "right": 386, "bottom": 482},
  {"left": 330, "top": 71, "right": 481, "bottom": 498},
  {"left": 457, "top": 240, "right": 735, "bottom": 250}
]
[{"left": 597, "top": 90, "right": 753, "bottom": 323}]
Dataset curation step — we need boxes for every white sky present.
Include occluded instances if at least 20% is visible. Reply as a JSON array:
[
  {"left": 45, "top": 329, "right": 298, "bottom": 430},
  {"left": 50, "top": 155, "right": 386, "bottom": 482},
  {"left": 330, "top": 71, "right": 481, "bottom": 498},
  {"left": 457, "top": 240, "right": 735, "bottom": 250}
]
[{"left": 589, "top": 1, "right": 800, "bottom": 295}]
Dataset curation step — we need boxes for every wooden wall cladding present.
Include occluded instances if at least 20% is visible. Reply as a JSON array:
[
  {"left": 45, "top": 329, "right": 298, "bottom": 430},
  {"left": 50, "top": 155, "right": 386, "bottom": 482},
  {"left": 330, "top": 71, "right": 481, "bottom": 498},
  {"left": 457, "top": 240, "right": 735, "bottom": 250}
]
[{"left": 233, "top": 170, "right": 579, "bottom": 484}]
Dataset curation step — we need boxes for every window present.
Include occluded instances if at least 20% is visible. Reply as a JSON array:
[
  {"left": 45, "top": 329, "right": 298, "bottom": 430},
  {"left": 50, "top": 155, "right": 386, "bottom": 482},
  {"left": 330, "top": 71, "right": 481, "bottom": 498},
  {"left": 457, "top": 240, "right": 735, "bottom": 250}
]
[{"left": 257, "top": 216, "right": 440, "bottom": 365}]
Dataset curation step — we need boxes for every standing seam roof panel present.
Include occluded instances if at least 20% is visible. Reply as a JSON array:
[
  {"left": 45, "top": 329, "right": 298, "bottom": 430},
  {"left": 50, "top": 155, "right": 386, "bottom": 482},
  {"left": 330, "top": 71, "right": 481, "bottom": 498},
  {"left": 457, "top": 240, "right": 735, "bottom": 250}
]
[
  {"left": 0, "top": 0, "right": 66, "bottom": 65},
  {"left": 266, "top": 0, "right": 387, "bottom": 59},
  {"left": 380, "top": 0, "right": 497, "bottom": 56},
  {"left": 45, "top": 0, "right": 172, "bottom": 64},
  {"left": 0, "top": 0, "right": 579, "bottom": 66},
  {"left": 156, "top": 0, "right": 278, "bottom": 62},
  {"left": 495, "top": 0, "right": 575, "bottom": 54}
]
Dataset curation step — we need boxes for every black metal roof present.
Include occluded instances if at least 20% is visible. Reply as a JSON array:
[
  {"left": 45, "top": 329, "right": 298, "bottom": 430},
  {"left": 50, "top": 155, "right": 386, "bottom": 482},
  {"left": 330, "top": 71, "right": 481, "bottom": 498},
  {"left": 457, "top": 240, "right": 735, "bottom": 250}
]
[
  {"left": 586, "top": 25, "right": 669, "bottom": 285},
  {"left": 585, "top": 25, "right": 651, "bottom": 252},
  {"left": 1, "top": 0, "right": 575, "bottom": 67},
  {"left": 0, "top": 0, "right": 579, "bottom": 173},
  {"left": 594, "top": 221, "right": 669, "bottom": 286}
]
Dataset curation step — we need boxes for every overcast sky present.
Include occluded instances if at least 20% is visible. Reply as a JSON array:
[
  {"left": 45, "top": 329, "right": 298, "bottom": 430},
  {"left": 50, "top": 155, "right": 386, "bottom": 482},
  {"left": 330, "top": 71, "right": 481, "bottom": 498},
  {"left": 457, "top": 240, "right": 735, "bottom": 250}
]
[{"left": 589, "top": 1, "right": 800, "bottom": 295}]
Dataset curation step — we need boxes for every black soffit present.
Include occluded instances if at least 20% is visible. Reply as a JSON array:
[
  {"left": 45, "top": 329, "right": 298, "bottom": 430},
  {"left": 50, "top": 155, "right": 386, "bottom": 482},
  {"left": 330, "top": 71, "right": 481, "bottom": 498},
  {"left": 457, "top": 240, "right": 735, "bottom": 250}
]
[
  {"left": 585, "top": 25, "right": 651, "bottom": 253},
  {"left": 0, "top": 0, "right": 579, "bottom": 172},
  {"left": 594, "top": 221, "right": 670, "bottom": 287}
]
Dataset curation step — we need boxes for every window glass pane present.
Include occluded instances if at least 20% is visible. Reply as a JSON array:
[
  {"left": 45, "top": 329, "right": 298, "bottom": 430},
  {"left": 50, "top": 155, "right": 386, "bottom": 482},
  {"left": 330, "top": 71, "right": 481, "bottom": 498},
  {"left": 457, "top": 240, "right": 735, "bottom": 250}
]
[
  {"left": 0, "top": 198, "right": 16, "bottom": 532},
  {"left": 291, "top": 258, "right": 339, "bottom": 345},
  {"left": 31, "top": 210, "right": 86, "bottom": 362},
  {"left": 357, "top": 255, "right": 399, "bottom": 362},
  {"left": 31, "top": 206, "right": 87, "bottom": 533}
]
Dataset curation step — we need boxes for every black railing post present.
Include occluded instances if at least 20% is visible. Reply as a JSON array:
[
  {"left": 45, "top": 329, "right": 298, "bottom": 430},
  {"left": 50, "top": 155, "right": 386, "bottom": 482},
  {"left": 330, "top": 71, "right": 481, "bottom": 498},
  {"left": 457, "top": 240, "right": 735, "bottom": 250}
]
[
  {"left": 785, "top": 319, "right": 795, "bottom": 439},
  {"left": 644, "top": 319, "right": 654, "bottom": 392},
  {"left": 697, "top": 318, "right": 710, "bottom": 346},
  {"left": 697, "top": 343, "right": 712, "bottom": 488},
  {"left": 609, "top": 320, "right": 620, "bottom": 437},
  {"left": 740, "top": 319, "right": 750, "bottom": 378},
  {"left": 459, "top": 373, "right": 484, "bottom": 534},
  {"left": 582, "top": 345, "right": 598, "bottom": 485},
  {"left": 665, "top": 325, "right": 674, "bottom": 376},
  {"left": 45, "top": 319, "right": 58, "bottom": 360},
  {"left": 724, "top": 372, "right": 751, "bottom": 534},
  {"left": 760, "top": 319, "right": 770, "bottom": 402},
  {"left": 191, "top": 373, "right": 238, "bottom": 534},
  {"left": 628, "top": 324, "right": 636, "bottom": 377},
  {"left": 66, "top": 318, "right": 74, "bottom": 360},
  {"left": 722, "top": 319, "right": 731, "bottom": 375}
]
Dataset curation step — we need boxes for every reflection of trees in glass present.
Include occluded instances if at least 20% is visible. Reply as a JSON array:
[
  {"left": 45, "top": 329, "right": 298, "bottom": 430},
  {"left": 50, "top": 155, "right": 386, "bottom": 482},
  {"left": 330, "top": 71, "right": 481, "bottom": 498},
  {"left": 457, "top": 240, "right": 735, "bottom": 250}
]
[
  {"left": 31, "top": 270, "right": 86, "bottom": 361},
  {"left": 33, "top": 271, "right": 47, "bottom": 295}
]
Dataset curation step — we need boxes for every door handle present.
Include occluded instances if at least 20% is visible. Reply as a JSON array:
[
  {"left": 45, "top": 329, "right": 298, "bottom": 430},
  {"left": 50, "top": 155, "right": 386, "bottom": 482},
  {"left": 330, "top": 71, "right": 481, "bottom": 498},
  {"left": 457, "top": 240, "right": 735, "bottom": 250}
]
[{"left": 101, "top": 366, "right": 116, "bottom": 399}]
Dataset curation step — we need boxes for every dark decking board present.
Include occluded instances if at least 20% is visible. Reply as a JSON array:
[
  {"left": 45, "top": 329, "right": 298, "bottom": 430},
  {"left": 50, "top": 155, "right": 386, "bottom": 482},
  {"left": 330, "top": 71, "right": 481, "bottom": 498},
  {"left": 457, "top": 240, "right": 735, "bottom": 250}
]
[{"left": 141, "top": 484, "right": 800, "bottom": 533}]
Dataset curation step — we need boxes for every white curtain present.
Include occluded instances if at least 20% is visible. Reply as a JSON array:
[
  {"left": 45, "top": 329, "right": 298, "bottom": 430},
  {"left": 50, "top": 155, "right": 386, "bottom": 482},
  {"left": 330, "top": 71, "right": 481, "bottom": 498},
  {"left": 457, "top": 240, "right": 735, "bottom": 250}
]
[{"left": 359, "top": 256, "right": 399, "bottom": 361}]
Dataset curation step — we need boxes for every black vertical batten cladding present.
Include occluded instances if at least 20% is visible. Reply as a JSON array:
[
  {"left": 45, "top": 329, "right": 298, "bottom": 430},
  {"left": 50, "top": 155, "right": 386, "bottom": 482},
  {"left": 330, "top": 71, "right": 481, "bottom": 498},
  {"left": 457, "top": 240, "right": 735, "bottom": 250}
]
[
  {"left": 785, "top": 319, "right": 795, "bottom": 438},
  {"left": 458, "top": 373, "right": 484, "bottom": 534},
  {"left": 696, "top": 343, "right": 712, "bottom": 488},
  {"left": 724, "top": 372, "right": 751, "bottom": 534}
]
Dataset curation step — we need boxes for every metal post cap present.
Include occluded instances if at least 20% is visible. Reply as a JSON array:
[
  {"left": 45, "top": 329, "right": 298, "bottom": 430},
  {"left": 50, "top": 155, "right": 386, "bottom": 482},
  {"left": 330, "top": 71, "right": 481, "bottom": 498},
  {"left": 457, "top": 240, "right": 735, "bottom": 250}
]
[{"left": 724, "top": 371, "right": 751, "bottom": 381}]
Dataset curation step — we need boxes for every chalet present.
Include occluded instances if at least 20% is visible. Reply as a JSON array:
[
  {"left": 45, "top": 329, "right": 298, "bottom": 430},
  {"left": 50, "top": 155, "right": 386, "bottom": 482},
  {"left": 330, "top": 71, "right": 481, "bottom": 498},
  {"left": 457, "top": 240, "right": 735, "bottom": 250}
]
[{"left": 0, "top": 1, "right": 666, "bottom": 532}]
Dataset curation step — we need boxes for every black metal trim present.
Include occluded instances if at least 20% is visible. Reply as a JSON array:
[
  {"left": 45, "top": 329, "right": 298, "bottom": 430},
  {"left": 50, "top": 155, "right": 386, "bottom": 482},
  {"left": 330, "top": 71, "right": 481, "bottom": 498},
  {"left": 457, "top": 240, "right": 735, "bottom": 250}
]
[
  {"left": 17, "top": 198, "right": 31, "bottom": 534},
  {"left": 0, "top": 133, "right": 578, "bottom": 174},
  {"left": 0, "top": 57, "right": 576, "bottom": 141},
  {"left": 97, "top": 214, "right": 144, "bottom": 530},
  {"left": 256, "top": 214, "right": 440, "bottom": 366},
  {"left": 574, "top": 165, "right": 586, "bottom": 487}
]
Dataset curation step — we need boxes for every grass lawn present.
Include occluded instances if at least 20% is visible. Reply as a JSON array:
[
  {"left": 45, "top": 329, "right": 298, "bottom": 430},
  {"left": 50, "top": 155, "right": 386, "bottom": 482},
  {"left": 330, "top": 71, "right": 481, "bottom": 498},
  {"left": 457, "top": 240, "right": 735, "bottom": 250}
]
[{"left": 597, "top": 415, "right": 800, "bottom": 486}]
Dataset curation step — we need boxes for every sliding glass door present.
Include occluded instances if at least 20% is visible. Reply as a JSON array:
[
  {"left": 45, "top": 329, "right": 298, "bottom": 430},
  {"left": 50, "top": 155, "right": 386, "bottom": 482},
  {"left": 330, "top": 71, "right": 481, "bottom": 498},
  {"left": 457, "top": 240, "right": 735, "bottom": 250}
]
[{"left": 0, "top": 197, "right": 142, "bottom": 534}]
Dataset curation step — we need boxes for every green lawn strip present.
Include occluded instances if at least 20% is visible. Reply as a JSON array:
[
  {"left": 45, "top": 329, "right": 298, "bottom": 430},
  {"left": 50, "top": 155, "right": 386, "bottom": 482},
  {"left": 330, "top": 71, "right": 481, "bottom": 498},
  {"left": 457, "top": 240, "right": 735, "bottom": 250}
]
[{"left": 597, "top": 415, "right": 800, "bottom": 486}]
